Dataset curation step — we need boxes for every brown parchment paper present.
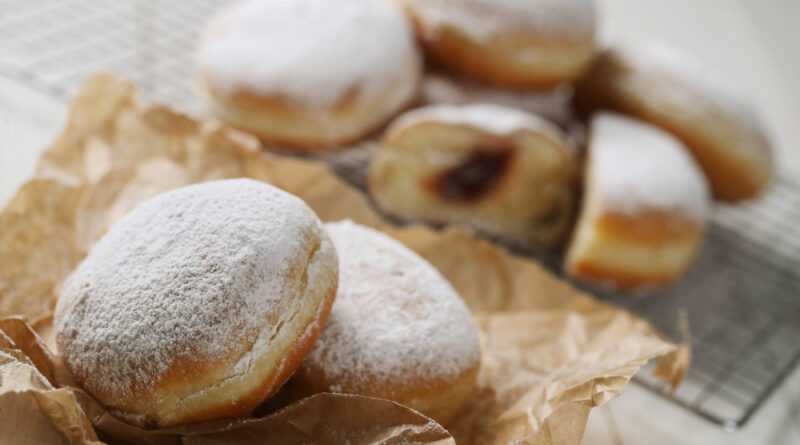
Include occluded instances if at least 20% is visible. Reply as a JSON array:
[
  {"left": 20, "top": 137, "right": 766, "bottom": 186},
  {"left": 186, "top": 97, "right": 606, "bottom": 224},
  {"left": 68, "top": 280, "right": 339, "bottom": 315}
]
[{"left": 0, "top": 74, "right": 683, "bottom": 445}]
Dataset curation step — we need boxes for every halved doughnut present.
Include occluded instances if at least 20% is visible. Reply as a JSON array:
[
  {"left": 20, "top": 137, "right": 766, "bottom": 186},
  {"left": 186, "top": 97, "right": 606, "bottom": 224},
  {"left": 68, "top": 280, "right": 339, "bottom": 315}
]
[
  {"left": 565, "top": 113, "right": 711, "bottom": 290},
  {"left": 369, "top": 104, "right": 578, "bottom": 248}
]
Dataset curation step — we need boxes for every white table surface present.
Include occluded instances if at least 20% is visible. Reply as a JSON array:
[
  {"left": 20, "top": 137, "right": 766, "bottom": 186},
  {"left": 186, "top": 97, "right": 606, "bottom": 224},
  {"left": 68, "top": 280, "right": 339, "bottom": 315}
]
[{"left": 1, "top": 1, "right": 798, "bottom": 444}]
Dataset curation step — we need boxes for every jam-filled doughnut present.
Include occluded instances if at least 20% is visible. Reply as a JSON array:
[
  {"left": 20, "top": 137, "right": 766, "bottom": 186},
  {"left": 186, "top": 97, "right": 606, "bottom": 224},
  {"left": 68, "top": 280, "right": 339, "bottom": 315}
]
[
  {"left": 54, "top": 179, "right": 338, "bottom": 428},
  {"left": 368, "top": 104, "right": 578, "bottom": 248},
  {"left": 290, "top": 220, "right": 481, "bottom": 425},
  {"left": 565, "top": 113, "right": 711, "bottom": 290},
  {"left": 196, "top": 0, "right": 422, "bottom": 150},
  {"left": 401, "top": 0, "right": 597, "bottom": 88},
  {"left": 574, "top": 44, "right": 774, "bottom": 201}
]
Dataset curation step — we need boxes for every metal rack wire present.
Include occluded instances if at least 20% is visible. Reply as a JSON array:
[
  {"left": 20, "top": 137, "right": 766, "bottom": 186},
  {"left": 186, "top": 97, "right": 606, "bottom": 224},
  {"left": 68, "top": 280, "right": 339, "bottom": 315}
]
[
  {"left": 0, "top": 0, "right": 226, "bottom": 112},
  {"left": 1, "top": 0, "right": 798, "bottom": 430},
  {"left": 587, "top": 179, "right": 800, "bottom": 429}
]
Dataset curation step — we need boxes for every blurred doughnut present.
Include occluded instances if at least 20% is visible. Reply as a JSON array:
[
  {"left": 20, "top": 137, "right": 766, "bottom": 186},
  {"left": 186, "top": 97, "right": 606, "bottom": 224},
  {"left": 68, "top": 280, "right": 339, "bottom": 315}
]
[
  {"left": 368, "top": 104, "right": 578, "bottom": 248},
  {"left": 197, "top": 0, "right": 422, "bottom": 150},
  {"left": 401, "top": 0, "right": 597, "bottom": 88},
  {"left": 565, "top": 113, "right": 711, "bottom": 290},
  {"left": 574, "top": 44, "right": 774, "bottom": 201}
]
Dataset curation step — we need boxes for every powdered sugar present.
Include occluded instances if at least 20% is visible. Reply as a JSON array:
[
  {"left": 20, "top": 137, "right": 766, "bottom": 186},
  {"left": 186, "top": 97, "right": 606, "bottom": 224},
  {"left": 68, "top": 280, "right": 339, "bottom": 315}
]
[
  {"left": 197, "top": 0, "right": 420, "bottom": 109},
  {"left": 389, "top": 103, "right": 569, "bottom": 146},
  {"left": 302, "top": 220, "right": 480, "bottom": 393},
  {"left": 612, "top": 44, "right": 767, "bottom": 150},
  {"left": 590, "top": 113, "right": 710, "bottom": 220},
  {"left": 404, "top": 0, "right": 596, "bottom": 41},
  {"left": 55, "top": 178, "right": 326, "bottom": 396}
]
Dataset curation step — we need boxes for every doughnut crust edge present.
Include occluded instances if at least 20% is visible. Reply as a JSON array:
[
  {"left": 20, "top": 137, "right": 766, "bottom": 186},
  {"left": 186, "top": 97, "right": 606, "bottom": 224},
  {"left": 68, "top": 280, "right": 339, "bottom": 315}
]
[{"left": 55, "top": 179, "right": 339, "bottom": 427}]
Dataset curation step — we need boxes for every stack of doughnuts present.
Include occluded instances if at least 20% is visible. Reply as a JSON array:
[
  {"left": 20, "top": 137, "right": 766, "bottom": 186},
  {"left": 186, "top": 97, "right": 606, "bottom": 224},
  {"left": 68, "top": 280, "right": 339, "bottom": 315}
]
[
  {"left": 194, "top": 0, "right": 775, "bottom": 292},
  {"left": 49, "top": 0, "right": 780, "bottom": 434},
  {"left": 55, "top": 180, "right": 481, "bottom": 428}
]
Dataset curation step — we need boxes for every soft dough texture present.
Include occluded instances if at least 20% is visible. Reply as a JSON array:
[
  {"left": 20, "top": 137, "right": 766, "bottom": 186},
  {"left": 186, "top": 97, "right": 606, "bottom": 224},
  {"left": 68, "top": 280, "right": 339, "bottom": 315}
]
[
  {"left": 369, "top": 103, "right": 578, "bottom": 248},
  {"left": 197, "top": 0, "right": 421, "bottom": 150},
  {"left": 565, "top": 113, "right": 711, "bottom": 290},
  {"left": 54, "top": 179, "right": 338, "bottom": 428},
  {"left": 574, "top": 44, "right": 774, "bottom": 201},
  {"left": 291, "top": 220, "right": 481, "bottom": 425},
  {"left": 401, "top": 0, "right": 597, "bottom": 88}
]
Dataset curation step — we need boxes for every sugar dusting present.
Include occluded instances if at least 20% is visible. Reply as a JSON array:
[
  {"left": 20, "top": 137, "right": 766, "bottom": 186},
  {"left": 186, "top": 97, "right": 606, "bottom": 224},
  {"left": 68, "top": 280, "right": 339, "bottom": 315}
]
[
  {"left": 303, "top": 220, "right": 480, "bottom": 393},
  {"left": 590, "top": 113, "right": 710, "bottom": 220},
  {"left": 197, "top": 0, "right": 419, "bottom": 109},
  {"left": 613, "top": 43, "right": 768, "bottom": 155},
  {"left": 389, "top": 103, "right": 569, "bottom": 146},
  {"left": 404, "top": 0, "right": 596, "bottom": 41},
  {"left": 55, "top": 178, "right": 325, "bottom": 396}
]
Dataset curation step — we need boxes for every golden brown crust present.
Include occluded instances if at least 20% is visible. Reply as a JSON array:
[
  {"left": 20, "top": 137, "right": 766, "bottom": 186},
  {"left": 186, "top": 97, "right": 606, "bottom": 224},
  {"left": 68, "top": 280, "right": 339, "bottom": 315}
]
[
  {"left": 574, "top": 49, "right": 774, "bottom": 201},
  {"left": 402, "top": 2, "right": 595, "bottom": 90},
  {"left": 202, "top": 65, "right": 420, "bottom": 151},
  {"left": 199, "top": 283, "right": 337, "bottom": 424},
  {"left": 421, "top": 25, "right": 595, "bottom": 89},
  {"left": 565, "top": 206, "right": 704, "bottom": 291},
  {"left": 154, "top": 282, "right": 338, "bottom": 426},
  {"left": 568, "top": 261, "right": 689, "bottom": 291},
  {"left": 654, "top": 120, "right": 771, "bottom": 201},
  {"left": 594, "top": 210, "right": 704, "bottom": 242},
  {"left": 290, "top": 351, "right": 480, "bottom": 425}
]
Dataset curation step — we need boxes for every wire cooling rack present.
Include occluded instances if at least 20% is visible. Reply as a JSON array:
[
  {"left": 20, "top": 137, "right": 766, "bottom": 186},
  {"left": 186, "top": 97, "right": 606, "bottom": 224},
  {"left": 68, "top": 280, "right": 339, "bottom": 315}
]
[
  {"left": 0, "top": 0, "right": 226, "bottom": 111},
  {"left": 579, "top": 178, "right": 800, "bottom": 429},
  {"left": 1, "top": 0, "right": 798, "bottom": 430}
]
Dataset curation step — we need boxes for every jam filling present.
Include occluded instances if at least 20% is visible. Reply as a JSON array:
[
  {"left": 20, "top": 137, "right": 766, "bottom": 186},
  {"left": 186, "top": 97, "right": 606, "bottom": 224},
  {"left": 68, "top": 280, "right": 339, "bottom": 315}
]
[{"left": 431, "top": 145, "right": 514, "bottom": 202}]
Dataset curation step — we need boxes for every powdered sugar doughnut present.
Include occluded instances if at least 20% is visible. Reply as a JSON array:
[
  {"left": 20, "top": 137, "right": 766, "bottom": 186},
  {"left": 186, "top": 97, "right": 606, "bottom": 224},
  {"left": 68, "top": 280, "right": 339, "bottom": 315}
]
[
  {"left": 420, "top": 71, "right": 578, "bottom": 128},
  {"left": 401, "top": 0, "right": 597, "bottom": 88},
  {"left": 565, "top": 113, "right": 711, "bottom": 290},
  {"left": 291, "top": 220, "right": 481, "bottom": 424},
  {"left": 574, "top": 44, "right": 774, "bottom": 201},
  {"left": 197, "top": 0, "right": 422, "bottom": 150},
  {"left": 368, "top": 104, "right": 578, "bottom": 249},
  {"left": 54, "top": 179, "right": 338, "bottom": 428}
]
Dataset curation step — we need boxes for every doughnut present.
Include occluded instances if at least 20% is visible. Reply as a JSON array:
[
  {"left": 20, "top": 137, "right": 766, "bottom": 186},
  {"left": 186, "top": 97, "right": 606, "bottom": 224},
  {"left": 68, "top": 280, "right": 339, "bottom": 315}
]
[
  {"left": 196, "top": 0, "right": 422, "bottom": 150},
  {"left": 400, "top": 0, "right": 597, "bottom": 88},
  {"left": 368, "top": 104, "right": 578, "bottom": 248},
  {"left": 290, "top": 220, "right": 481, "bottom": 425},
  {"left": 574, "top": 44, "right": 774, "bottom": 201},
  {"left": 565, "top": 113, "right": 711, "bottom": 290},
  {"left": 54, "top": 179, "right": 338, "bottom": 428}
]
